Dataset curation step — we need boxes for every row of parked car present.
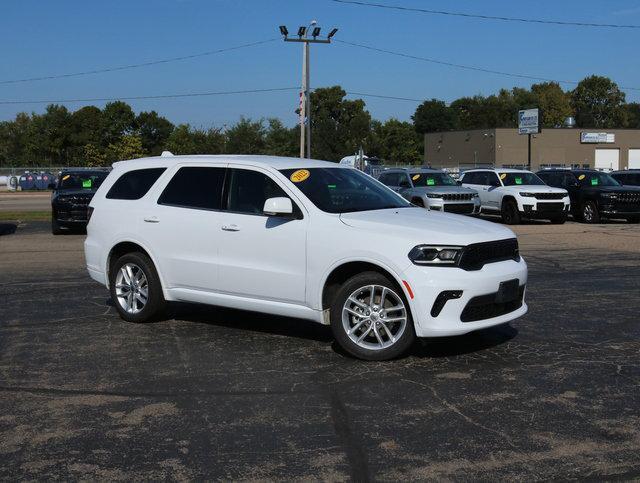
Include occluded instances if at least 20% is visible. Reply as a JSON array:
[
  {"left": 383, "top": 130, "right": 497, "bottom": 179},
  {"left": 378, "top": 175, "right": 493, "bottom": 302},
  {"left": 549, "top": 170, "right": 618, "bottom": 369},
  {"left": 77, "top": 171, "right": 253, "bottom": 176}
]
[{"left": 376, "top": 167, "right": 640, "bottom": 225}]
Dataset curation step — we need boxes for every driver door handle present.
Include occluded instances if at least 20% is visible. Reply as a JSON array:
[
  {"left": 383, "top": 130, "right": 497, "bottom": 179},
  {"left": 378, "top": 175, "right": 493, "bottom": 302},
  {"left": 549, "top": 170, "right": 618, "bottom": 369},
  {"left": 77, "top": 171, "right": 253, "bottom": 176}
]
[
  {"left": 144, "top": 216, "right": 160, "bottom": 223},
  {"left": 222, "top": 224, "right": 240, "bottom": 232}
]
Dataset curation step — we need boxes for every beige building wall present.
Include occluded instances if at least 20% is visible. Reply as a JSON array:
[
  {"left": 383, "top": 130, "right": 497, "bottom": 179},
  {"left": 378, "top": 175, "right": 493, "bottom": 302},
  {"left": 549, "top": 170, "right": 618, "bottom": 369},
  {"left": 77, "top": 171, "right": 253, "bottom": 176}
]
[{"left": 425, "top": 128, "right": 640, "bottom": 171}]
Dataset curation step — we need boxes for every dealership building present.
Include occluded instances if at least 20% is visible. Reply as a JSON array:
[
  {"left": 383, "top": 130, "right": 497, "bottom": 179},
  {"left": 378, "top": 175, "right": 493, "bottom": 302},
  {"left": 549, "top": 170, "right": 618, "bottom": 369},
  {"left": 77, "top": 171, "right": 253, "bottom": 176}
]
[{"left": 424, "top": 128, "right": 640, "bottom": 172}]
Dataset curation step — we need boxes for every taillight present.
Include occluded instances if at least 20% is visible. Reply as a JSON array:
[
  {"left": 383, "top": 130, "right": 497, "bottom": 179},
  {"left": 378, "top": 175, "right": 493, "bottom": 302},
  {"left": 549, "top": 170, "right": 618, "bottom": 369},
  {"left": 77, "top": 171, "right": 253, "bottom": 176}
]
[{"left": 87, "top": 206, "right": 94, "bottom": 222}]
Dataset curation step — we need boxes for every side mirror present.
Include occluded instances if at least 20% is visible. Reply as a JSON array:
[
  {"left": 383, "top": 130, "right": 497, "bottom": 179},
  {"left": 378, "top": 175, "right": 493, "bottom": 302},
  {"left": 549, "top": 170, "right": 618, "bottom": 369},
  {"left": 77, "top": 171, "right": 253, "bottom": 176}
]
[
  {"left": 48, "top": 182, "right": 56, "bottom": 190},
  {"left": 399, "top": 181, "right": 411, "bottom": 189},
  {"left": 263, "top": 197, "right": 293, "bottom": 216},
  {"left": 456, "top": 180, "right": 462, "bottom": 186}
]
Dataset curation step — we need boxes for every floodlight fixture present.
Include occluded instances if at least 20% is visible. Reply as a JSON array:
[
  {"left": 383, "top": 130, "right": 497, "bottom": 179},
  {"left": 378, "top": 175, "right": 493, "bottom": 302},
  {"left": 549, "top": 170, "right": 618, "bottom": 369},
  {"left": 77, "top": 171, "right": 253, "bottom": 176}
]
[
  {"left": 279, "top": 25, "right": 288, "bottom": 37},
  {"left": 297, "top": 26, "right": 307, "bottom": 37},
  {"left": 312, "top": 27, "right": 321, "bottom": 38}
]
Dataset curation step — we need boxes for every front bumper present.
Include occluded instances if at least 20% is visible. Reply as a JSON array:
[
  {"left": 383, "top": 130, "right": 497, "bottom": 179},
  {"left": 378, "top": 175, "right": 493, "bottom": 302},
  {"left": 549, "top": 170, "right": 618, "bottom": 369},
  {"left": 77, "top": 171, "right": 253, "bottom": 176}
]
[
  {"left": 426, "top": 198, "right": 481, "bottom": 215},
  {"left": 599, "top": 201, "right": 640, "bottom": 216},
  {"left": 520, "top": 199, "right": 570, "bottom": 218},
  {"left": 402, "top": 257, "right": 528, "bottom": 338}
]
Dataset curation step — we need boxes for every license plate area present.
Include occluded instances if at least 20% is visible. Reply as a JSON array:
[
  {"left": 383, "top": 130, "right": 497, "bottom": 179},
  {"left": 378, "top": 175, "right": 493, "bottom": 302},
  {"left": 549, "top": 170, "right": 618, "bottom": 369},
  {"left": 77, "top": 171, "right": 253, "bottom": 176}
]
[{"left": 495, "top": 279, "right": 519, "bottom": 303}]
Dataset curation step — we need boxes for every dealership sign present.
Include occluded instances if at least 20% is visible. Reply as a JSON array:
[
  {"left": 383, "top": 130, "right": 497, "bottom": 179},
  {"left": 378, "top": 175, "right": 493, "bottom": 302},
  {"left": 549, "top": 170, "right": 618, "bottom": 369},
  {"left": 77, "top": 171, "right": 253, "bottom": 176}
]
[
  {"left": 518, "top": 108, "right": 539, "bottom": 135},
  {"left": 580, "top": 132, "right": 615, "bottom": 144}
]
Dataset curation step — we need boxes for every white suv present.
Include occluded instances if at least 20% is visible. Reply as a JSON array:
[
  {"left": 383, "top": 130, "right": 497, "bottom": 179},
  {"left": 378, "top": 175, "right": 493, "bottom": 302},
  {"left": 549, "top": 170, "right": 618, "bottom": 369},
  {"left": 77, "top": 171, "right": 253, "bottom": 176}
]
[
  {"left": 460, "top": 168, "right": 570, "bottom": 224},
  {"left": 85, "top": 155, "right": 528, "bottom": 360}
]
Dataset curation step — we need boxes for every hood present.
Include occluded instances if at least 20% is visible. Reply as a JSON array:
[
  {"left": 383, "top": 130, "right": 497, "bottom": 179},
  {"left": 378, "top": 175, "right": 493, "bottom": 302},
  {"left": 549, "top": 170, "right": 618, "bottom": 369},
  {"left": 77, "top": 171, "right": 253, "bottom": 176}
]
[
  {"left": 412, "top": 186, "right": 477, "bottom": 195},
  {"left": 55, "top": 189, "right": 96, "bottom": 197},
  {"left": 503, "top": 185, "right": 566, "bottom": 194},
  {"left": 595, "top": 185, "right": 640, "bottom": 194},
  {"left": 339, "top": 207, "right": 515, "bottom": 246}
]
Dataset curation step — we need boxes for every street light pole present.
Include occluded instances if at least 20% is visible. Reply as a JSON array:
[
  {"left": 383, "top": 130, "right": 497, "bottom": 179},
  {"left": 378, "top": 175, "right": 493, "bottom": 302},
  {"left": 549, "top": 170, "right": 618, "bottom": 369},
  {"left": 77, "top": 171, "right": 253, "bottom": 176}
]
[{"left": 280, "top": 23, "right": 338, "bottom": 158}]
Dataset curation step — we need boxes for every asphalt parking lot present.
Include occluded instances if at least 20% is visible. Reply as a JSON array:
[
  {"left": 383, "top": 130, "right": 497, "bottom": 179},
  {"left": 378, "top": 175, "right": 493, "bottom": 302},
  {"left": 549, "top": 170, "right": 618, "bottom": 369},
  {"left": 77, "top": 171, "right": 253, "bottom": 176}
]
[{"left": 1, "top": 219, "right": 639, "bottom": 480}]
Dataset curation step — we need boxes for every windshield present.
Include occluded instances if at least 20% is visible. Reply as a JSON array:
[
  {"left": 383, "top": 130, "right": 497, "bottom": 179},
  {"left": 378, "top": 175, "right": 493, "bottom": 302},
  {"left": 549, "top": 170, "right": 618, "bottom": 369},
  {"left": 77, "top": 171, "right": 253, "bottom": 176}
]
[
  {"left": 58, "top": 172, "right": 108, "bottom": 191},
  {"left": 500, "top": 172, "right": 545, "bottom": 186},
  {"left": 576, "top": 172, "right": 620, "bottom": 187},
  {"left": 410, "top": 172, "right": 456, "bottom": 187},
  {"left": 280, "top": 167, "right": 411, "bottom": 214}
]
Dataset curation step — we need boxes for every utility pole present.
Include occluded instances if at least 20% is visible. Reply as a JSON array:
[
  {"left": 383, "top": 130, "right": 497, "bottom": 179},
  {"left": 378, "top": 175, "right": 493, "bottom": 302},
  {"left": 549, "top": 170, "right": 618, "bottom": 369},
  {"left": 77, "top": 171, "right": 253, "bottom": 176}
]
[{"left": 280, "top": 22, "right": 338, "bottom": 158}]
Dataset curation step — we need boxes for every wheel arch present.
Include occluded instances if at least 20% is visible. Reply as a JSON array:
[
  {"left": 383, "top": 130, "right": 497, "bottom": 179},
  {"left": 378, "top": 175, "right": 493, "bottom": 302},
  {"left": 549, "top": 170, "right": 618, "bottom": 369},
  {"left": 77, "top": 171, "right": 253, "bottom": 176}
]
[
  {"left": 501, "top": 194, "right": 517, "bottom": 210},
  {"left": 320, "top": 260, "right": 414, "bottom": 319},
  {"left": 106, "top": 240, "right": 168, "bottom": 296}
]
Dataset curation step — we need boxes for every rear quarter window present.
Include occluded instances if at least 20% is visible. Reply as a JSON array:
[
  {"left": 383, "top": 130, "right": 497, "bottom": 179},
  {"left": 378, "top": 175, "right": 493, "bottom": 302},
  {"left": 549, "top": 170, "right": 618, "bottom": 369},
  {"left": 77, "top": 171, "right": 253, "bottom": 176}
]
[{"left": 106, "top": 168, "right": 166, "bottom": 200}]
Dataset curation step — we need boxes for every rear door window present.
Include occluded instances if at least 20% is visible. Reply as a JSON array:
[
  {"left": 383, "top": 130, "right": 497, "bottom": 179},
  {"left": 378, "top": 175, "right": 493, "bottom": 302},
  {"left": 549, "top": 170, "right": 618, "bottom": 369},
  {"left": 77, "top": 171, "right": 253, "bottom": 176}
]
[
  {"left": 158, "top": 167, "right": 225, "bottom": 210},
  {"left": 106, "top": 168, "right": 166, "bottom": 200}
]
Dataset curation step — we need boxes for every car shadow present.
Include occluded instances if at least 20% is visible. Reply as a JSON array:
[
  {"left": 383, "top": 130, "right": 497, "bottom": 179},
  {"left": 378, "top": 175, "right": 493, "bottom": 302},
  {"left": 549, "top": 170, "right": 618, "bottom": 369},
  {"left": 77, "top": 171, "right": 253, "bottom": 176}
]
[
  {"left": 167, "top": 302, "right": 334, "bottom": 344},
  {"left": 105, "top": 299, "right": 517, "bottom": 357},
  {"left": 0, "top": 222, "right": 17, "bottom": 236},
  {"left": 410, "top": 323, "right": 518, "bottom": 358}
]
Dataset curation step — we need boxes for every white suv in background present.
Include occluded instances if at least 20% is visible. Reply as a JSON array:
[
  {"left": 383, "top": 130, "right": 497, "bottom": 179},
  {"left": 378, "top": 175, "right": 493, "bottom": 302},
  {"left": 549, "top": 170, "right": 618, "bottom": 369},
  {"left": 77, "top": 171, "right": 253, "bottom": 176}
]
[
  {"left": 460, "top": 168, "right": 570, "bottom": 224},
  {"left": 85, "top": 155, "right": 528, "bottom": 361}
]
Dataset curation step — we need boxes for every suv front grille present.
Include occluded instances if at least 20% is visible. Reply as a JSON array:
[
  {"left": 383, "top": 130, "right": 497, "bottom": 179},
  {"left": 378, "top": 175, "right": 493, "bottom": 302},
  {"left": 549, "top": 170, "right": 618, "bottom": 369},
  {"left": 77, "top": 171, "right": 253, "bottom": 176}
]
[
  {"left": 458, "top": 238, "right": 520, "bottom": 271},
  {"left": 614, "top": 192, "right": 640, "bottom": 204},
  {"left": 461, "top": 285, "right": 525, "bottom": 322},
  {"left": 444, "top": 203, "right": 475, "bottom": 214},
  {"left": 534, "top": 192, "right": 565, "bottom": 200},
  {"left": 536, "top": 202, "right": 564, "bottom": 212},
  {"left": 442, "top": 193, "right": 474, "bottom": 201}
]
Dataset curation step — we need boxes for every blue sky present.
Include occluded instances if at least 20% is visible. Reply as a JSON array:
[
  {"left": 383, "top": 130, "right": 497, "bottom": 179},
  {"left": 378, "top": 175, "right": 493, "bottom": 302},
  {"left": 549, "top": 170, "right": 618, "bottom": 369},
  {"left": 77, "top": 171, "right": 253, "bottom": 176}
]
[{"left": 1, "top": 0, "right": 639, "bottom": 128}]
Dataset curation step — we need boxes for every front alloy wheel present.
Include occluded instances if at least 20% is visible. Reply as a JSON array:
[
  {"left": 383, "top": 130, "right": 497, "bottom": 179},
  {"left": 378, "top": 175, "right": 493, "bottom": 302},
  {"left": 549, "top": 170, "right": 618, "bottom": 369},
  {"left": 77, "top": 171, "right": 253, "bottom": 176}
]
[
  {"left": 581, "top": 201, "right": 600, "bottom": 224},
  {"left": 342, "top": 284, "right": 407, "bottom": 351},
  {"left": 330, "top": 271, "right": 416, "bottom": 360}
]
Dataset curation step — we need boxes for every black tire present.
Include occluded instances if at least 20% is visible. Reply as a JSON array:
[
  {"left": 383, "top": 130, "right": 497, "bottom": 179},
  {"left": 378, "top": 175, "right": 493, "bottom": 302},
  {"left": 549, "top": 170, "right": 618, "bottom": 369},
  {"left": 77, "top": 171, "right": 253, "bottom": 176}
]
[
  {"left": 627, "top": 216, "right": 640, "bottom": 224},
  {"left": 412, "top": 197, "right": 425, "bottom": 207},
  {"left": 51, "top": 215, "right": 63, "bottom": 235},
  {"left": 581, "top": 201, "right": 600, "bottom": 224},
  {"left": 501, "top": 200, "right": 521, "bottom": 225},
  {"left": 549, "top": 214, "right": 567, "bottom": 224},
  {"left": 109, "top": 251, "right": 166, "bottom": 323},
  {"left": 330, "top": 271, "right": 416, "bottom": 361}
]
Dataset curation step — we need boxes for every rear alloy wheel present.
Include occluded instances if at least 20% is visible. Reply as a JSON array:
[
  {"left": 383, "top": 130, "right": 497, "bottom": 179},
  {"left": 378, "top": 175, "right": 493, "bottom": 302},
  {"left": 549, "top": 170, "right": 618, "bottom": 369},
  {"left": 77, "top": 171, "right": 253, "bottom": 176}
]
[
  {"left": 501, "top": 200, "right": 521, "bottom": 225},
  {"left": 330, "top": 272, "right": 415, "bottom": 360},
  {"left": 581, "top": 201, "right": 600, "bottom": 224},
  {"left": 110, "top": 252, "right": 166, "bottom": 323}
]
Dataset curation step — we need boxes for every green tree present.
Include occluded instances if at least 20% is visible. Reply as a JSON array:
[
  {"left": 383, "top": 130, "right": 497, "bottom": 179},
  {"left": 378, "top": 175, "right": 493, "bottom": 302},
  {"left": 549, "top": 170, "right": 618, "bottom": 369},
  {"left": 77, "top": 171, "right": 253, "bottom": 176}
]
[
  {"left": 69, "top": 106, "right": 103, "bottom": 163},
  {"left": 83, "top": 143, "right": 108, "bottom": 166},
  {"left": 264, "top": 118, "right": 298, "bottom": 157},
  {"left": 625, "top": 102, "right": 640, "bottom": 128},
  {"left": 106, "top": 134, "right": 146, "bottom": 162},
  {"left": 164, "top": 124, "right": 225, "bottom": 154},
  {"left": 367, "top": 119, "right": 422, "bottom": 163},
  {"left": 412, "top": 99, "right": 457, "bottom": 134},
  {"left": 136, "top": 111, "right": 174, "bottom": 155},
  {"left": 571, "top": 75, "right": 626, "bottom": 128},
  {"left": 309, "top": 86, "right": 371, "bottom": 161},
  {"left": 102, "top": 101, "right": 136, "bottom": 146},
  {"left": 530, "top": 82, "right": 573, "bottom": 128},
  {"left": 225, "top": 117, "right": 266, "bottom": 154}
]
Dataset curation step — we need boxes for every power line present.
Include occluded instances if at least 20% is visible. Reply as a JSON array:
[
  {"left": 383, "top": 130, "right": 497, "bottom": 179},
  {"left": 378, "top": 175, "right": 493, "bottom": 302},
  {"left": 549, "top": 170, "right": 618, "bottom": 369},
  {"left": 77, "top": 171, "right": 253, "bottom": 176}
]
[
  {"left": 0, "top": 38, "right": 279, "bottom": 85},
  {"left": 0, "top": 87, "right": 299, "bottom": 105},
  {"left": 330, "top": 0, "right": 640, "bottom": 29},
  {"left": 336, "top": 39, "right": 640, "bottom": 92}
]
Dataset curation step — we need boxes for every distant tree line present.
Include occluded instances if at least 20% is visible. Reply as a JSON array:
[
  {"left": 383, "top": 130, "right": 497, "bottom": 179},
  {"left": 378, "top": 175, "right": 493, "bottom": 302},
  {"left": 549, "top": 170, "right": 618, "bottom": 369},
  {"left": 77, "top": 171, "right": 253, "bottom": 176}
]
[{"left": 1, "top": 75, "right": 638, "bottom": 167}]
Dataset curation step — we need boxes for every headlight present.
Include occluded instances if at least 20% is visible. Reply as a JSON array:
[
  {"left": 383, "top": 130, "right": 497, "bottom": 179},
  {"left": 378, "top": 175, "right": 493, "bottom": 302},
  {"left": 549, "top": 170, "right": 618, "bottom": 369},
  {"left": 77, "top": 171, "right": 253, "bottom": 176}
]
[
  {"left": 426, "top": 193, "right": 442, "bottom": 199},
  {"left": 520, "top": 192, "right": 535, "bottom": 198},
  {"left": 408, "top": 245, "right": 463, "bottom": 266},
  {"left": 56, "top": 196, "right": 70, "bottom": 203},
  {"left": 472, "top": 193, "right": 479, "bottom": 198},
  {"left": 601, "top": 193, "right": 617, "bottom": 199}
]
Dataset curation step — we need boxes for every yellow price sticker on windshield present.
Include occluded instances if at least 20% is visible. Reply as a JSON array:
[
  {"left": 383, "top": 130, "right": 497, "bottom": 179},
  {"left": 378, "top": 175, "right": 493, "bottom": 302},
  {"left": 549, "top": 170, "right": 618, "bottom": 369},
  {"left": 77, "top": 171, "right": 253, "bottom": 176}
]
[
  {"left": 499, "top": 173, "right": 507, "bottom": 180},
  {"left": 62, "top": 175, "right": 71, "bottom": 181},
  {"left": 290, "top": 169, "right": 310, "bottom": 183},
  {"left": 578, "top": 174, "right": 586, "bottom": 180},
  {"left": 412, "top": 174, "right": 421, "bottom": 181}
]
